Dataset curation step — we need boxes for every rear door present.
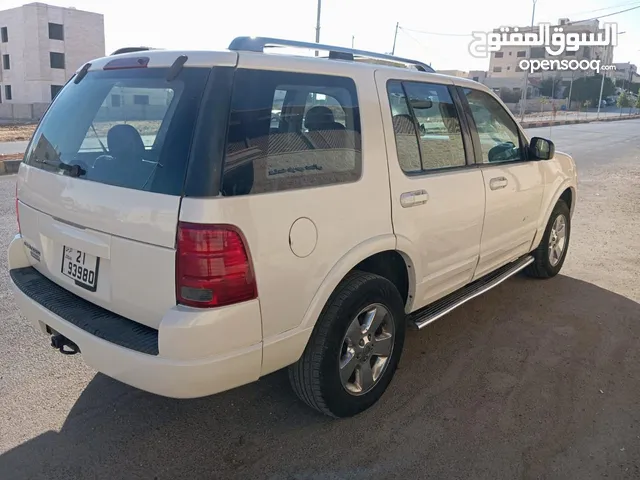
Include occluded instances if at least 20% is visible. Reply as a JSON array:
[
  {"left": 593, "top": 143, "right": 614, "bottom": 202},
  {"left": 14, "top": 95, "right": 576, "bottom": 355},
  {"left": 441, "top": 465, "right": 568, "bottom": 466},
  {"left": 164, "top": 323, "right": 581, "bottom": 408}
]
[
  {"left": 16, "top": 52, "right": 236, "bottom": 328},
  {"left": 374, "top": 70, "right": 486, "bottom": 309}
]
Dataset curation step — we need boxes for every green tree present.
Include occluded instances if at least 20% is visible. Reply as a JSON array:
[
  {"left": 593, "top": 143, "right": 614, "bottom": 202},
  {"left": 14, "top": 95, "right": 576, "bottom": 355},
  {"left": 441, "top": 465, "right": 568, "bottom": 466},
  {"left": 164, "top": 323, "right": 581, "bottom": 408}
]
[
  {"left": 571, "top": 75, "right": 615, "bottom": 107},
  {"left": 636, "top": 94, "right": 640, "bottom": 109},
  {"left": 539, "top": 76, "right": 562, "bottom": 98},
  {"left": 617, "top": 91, "right": 631, "bottom": 108}
]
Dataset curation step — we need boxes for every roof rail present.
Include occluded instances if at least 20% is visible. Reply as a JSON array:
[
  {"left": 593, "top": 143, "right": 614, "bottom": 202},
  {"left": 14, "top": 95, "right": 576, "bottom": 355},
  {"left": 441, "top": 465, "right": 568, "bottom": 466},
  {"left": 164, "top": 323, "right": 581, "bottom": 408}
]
[
  {"left": 228, "top": 36, "right": 435, "bottom": 73},
  {"left": 110, "top": 47, "right": 154, "bottom": 56}
]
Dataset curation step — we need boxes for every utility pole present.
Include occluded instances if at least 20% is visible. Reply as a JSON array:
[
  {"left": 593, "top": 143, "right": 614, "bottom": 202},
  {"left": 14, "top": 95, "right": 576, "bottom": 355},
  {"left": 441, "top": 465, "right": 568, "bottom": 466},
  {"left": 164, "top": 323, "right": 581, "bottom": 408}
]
[
  {"left": 315, "top": 0, "right": 322, "bottom": 56},
  {"left": 519, "top": 0, "right": 538, "bottom": 122},
  {"left": 567, "top": 71, "right": 574, "bottom": 111},
  {"left": 391, "top": 22, "right": 399, "bottom": 55},
  {"left": 597, "top": 70, "right": 606, "bottom": 118}
]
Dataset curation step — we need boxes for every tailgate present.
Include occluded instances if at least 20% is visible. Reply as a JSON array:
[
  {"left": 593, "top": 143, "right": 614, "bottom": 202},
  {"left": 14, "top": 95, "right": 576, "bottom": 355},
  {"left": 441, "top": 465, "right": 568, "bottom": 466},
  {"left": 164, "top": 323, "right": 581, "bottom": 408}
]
[{"left": 15, "top": 55, "right": 231, "bottom": 328}]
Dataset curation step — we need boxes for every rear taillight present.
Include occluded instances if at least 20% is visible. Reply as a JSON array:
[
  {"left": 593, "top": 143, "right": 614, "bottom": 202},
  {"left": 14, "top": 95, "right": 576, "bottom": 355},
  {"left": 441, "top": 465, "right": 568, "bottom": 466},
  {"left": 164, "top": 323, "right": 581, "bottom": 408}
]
[
  {"left": 176, "top": 222, "right": 257, "bottom": 308},
  {"left": 15, "top": 181, "right": 20, "bottom": 233}
]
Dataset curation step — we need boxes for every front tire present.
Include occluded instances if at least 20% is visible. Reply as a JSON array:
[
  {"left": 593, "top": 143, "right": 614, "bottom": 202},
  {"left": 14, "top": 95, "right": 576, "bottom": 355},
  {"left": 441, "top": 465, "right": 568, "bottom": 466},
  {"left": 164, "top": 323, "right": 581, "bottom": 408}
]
[
  {"left": 525, "top": 199, "right": 571, "bottom": 279},
  {"left": 289, "top": 271, "right": 406, "bottom": 418}
]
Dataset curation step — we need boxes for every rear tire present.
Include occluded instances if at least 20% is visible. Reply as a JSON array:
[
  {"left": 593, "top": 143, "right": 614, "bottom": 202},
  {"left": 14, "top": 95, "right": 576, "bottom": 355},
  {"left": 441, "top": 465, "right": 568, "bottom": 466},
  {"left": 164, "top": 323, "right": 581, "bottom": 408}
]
[
  {"left": 289, "top": 271, "right": 406, "bottom": 418},
  {"left": 525, "top": 199, "right": 571, "bottom": 279}
]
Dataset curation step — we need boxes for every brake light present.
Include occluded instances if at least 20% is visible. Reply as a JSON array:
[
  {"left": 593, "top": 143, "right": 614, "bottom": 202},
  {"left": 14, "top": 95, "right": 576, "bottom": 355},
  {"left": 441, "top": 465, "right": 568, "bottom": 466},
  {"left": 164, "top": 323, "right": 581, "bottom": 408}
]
[
  {"left": 176, "top": 223, "right": 257, "bottom": 308},
  {"left": 15, "top": 181, "right": 20, "bottom": 233},
  {"left": 103, "top": 56, "right": 149, "bottom": 70}
]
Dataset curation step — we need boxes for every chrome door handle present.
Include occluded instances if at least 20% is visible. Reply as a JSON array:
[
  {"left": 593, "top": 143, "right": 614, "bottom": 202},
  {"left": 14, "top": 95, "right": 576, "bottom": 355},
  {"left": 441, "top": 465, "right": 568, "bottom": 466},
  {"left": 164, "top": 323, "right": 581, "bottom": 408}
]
[
  {"left": 489, "top": 177, "right": 508, "bottom": 190},
  {"left": 400, "top": 189, "right": 429, "bottom": 208}
]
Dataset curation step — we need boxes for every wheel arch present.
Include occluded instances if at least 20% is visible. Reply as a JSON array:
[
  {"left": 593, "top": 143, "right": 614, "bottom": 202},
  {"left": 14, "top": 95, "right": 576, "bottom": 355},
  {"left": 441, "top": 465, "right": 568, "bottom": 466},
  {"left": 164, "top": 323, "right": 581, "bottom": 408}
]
[
  {"left": 299, "top": 236, "right": 418, "bottom": 331},
  {"left": 532, "top": 181, "right": 576, "bottom": 250},
  {"left": 260, "top": 235, "right": 419, "bottom": 376}
]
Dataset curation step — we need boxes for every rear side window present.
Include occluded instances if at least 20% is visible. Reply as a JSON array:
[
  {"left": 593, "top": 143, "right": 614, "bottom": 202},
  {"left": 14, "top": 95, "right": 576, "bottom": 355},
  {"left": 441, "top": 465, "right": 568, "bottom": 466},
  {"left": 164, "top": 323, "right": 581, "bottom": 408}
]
[
  {"left": 221, "top": 69, "right": 361, "bottom": 196},
  {"left": 23, "top": 67, "right": 210, "bottom": 195},
  {"left": 387, "top": 80, "right": 466, "bottom": 174}
]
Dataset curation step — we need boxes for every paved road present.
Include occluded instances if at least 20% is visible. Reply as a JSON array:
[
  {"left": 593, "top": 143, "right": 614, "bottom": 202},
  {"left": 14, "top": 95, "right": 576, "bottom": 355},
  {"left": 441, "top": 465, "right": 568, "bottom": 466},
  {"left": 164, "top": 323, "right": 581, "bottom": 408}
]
[
  {"left": 0, "top": 141, "right": 29, "bottom": 155},
  {"left": 0, "top": 119, "right": 639, "bottom": 479}
]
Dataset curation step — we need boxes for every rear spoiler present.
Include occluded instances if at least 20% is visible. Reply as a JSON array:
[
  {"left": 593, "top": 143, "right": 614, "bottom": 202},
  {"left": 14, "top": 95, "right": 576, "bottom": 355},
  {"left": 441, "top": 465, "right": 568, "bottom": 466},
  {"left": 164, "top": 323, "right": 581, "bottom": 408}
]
[{"left": 110, "top": 47, "right": 156, "bottom": 56}]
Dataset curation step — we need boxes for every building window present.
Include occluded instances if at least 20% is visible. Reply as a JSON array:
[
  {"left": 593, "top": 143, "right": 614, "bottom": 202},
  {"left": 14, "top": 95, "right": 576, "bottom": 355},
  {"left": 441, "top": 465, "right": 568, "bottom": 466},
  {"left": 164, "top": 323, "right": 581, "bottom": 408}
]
[
  {"left": 133, "top": 95, "right": 149, "bottom": 105},
  {"left": 111, "top": 94, "right": 121, "bottom": 107},
  {"left": 494, "top": 52, "right": 504, "bottom": 58},
  {"left": 1, "top": 27, "right": 7, "bottom": 43},
  {"left": 5, "top": 85, "right": 12, "bottom": 100},
  {"left": 473, "top": 76, "right": 479, "bottom": 81},
  {"left": 50, "top": 52, "right": 65, "bottom": 69},
  {"left": 493, "top": 66, "right": 502, "bottom": 73},
  {"left": 2, "top": 54, "right": 9, "bottom": 70},
  {"left": 48, "top": 22, "right": 64, "bottom": 40},
  {"left": 509, "top": 51, "right": 512, "bottom": 56},
  {"left": 507, "top": 66, "right": 511, "bottom": 71},
  {"left": 516, "top": 65, "right": 524, "bottom": 72},
  {"left": 531, "top": 47, "right": 545, "bottom": 59},
  {"left": 51, "top": 84, "right": 63, "bottom": 100},
  {"left": 517, "top": 50, "right": 526, "bottom": 58}
]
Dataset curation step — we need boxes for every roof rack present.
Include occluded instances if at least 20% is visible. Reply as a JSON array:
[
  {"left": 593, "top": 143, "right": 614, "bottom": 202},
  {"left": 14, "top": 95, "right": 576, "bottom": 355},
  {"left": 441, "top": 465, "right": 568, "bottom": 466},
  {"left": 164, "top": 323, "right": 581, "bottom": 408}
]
[
  {"left": 228, "top": 36, "right": 435, "bottom": 73},
  {"left": 110, "top": 47, "right": 154, "bottom": 56}
]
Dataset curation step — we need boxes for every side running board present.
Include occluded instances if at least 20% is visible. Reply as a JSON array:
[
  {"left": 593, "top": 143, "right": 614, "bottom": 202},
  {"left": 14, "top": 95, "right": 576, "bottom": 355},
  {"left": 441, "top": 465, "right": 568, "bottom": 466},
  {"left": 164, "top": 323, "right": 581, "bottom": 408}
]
[{"left": 408, "top": 255, "right": 534, "bottom": 330}]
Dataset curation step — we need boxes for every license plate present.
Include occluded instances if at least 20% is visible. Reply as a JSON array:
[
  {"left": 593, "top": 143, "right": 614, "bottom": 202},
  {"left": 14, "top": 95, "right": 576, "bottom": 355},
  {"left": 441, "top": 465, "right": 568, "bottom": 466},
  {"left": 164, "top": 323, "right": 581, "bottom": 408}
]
[{"left": 61, "top": 246, "right": 100, "bottom": 291}]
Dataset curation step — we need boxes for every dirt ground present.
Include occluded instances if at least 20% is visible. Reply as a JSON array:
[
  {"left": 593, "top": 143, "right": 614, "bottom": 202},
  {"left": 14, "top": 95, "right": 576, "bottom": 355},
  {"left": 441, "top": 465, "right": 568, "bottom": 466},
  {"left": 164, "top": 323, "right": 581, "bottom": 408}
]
[{"left": 0, "top": 124, "right": 37, "bottom": 143}]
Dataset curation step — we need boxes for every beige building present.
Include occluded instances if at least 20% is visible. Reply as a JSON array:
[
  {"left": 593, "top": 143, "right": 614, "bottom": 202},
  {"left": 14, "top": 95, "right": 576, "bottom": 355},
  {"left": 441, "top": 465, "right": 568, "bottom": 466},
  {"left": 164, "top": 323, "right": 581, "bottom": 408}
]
[
  {"left": 438, "top": 69, "right": 469, "bottom": 78},
  {"left": 0, "top": 2, "right": 105, "bottom": 104},
  {"left": 610, "top": 62, "right": 637, "bottom": 86},
  {"left": 488, "top": 18, "right": 615, "bottom": 83},
  {"left": 467, "top": 70, "right": 487, "bottom": 83}
]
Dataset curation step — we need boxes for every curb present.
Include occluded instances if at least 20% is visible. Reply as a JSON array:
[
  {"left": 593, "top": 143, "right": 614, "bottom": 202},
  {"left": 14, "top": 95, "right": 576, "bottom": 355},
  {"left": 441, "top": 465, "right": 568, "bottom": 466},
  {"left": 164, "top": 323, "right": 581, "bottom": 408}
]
[
  {"left": 521, "top": 114, "right": 640, "bottom": 129},
  {"left": 0, "top": 159, "right": 22, "bottom": 176}
]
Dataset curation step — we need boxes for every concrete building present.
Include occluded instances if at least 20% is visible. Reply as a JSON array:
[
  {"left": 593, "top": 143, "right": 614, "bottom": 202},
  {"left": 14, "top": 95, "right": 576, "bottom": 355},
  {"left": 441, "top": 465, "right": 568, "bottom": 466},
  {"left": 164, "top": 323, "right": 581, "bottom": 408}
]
[
  {"left": 438, "top": 69, "right": 469, "bottom": 78},
  {"left": 467, "top": 70, "right": 487, "bottom": 83},
  {"left": 487, "top": 18, "right": 615, "bottom": 83},
  {"left": 0, "top": 2, "right": 105, "bottom": 105},
  {"left": 610, "top": 62, "right": 637, "bottom": 87}
]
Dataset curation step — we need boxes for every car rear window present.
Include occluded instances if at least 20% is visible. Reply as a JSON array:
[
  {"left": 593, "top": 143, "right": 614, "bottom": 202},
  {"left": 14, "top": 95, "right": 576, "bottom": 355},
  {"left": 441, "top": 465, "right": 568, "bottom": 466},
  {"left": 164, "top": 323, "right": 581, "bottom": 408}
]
[{"left": 23, "top": 67, "right": 210, "bottom": 196}]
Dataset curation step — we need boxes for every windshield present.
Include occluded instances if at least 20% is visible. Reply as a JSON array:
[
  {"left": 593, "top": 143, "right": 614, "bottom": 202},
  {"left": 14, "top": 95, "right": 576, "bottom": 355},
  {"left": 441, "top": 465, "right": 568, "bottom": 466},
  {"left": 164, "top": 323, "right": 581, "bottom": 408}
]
[{"left": 23, "top": 67, "right": 210, "bottom": 195}]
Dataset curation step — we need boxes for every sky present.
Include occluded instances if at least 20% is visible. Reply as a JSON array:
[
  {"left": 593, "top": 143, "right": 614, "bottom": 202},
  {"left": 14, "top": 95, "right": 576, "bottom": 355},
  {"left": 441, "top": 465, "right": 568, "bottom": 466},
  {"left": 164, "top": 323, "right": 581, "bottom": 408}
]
[{"left": 1, "top": 0, "right": 639, "bottom": 71}]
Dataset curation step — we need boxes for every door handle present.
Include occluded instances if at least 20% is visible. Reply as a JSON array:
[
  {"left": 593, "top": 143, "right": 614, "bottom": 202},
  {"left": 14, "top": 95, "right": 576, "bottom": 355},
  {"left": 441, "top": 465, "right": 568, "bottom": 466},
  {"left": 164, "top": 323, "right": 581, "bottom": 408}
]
[
  {"left": 400, "top": 190, "right": 429, "bottom": 208},
  {"left": 489, "top": 177, "right": 508, "bottom": 190}
]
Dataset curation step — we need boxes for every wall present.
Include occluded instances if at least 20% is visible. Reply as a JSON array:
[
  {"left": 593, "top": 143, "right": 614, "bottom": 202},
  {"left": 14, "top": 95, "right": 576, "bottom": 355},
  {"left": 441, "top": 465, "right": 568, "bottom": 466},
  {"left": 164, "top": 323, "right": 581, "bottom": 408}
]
[{"left": 0, "top": 102, "right": 49, "bottom": 121}]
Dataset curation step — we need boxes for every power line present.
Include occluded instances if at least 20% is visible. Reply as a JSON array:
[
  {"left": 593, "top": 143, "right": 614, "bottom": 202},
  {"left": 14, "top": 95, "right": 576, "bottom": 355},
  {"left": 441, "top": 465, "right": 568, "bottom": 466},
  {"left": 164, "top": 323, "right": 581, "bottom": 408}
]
[
  {"left": 565, "top": 4, "right": 640, "bottom": 24},
  {"left": 398, "top": 28, "right": 428, "bottom": 49},
  {"left": 564, "top": 1, "right": 640, "bottom": 17},
  {"left": 399, "top": 26, "right": 470, "bottom": 37}
]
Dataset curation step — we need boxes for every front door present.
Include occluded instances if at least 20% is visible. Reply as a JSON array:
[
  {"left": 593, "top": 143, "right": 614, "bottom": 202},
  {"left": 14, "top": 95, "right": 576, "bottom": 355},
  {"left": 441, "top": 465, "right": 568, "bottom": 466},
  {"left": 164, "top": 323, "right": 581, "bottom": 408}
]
[
  {"left": 375, "top": 71, "right": 486, "bottom": 310},
  {"left": 457, "top": 86, "right": 545, "bottom": 280}
]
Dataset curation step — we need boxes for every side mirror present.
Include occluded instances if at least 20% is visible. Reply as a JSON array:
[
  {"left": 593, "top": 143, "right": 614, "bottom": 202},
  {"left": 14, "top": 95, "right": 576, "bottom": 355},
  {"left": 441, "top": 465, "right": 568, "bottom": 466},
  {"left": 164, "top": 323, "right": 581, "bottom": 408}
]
[{"left": 529, "top": 137, "right": 555, "bottom": 160}]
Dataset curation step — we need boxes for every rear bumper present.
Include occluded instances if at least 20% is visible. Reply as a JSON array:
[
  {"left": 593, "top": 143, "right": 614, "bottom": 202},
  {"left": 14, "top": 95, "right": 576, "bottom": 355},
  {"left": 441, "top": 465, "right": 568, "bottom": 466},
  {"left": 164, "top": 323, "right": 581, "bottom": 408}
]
[{"left": 8, "top": 234, "right": 263, "bottom": 399}]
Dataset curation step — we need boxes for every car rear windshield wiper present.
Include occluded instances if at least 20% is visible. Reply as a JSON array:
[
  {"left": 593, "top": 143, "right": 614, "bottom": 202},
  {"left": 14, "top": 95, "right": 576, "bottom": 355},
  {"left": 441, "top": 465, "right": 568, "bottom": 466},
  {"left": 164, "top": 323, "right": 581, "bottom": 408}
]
[{"left": 33, "top": 157, "right": 86, "bottom": 177}]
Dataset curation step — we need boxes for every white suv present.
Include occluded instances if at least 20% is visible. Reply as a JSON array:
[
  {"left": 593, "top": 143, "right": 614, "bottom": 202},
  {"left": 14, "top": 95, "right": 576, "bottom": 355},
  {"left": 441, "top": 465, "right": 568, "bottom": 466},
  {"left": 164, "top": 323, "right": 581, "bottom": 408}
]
[{"left": 8, "top": 38, "right": 577, "bottom": 418}]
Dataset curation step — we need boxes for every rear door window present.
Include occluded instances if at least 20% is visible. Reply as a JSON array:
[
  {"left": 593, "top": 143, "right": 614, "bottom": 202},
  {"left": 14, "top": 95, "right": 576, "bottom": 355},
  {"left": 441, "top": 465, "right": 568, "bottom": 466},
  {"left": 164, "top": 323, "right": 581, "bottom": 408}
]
[
  {"left": 23, "top": 67, "right": 210, "bottom": 195},
  {"left": 221, "top": 69, "right": 362, "bottom": 196}
]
